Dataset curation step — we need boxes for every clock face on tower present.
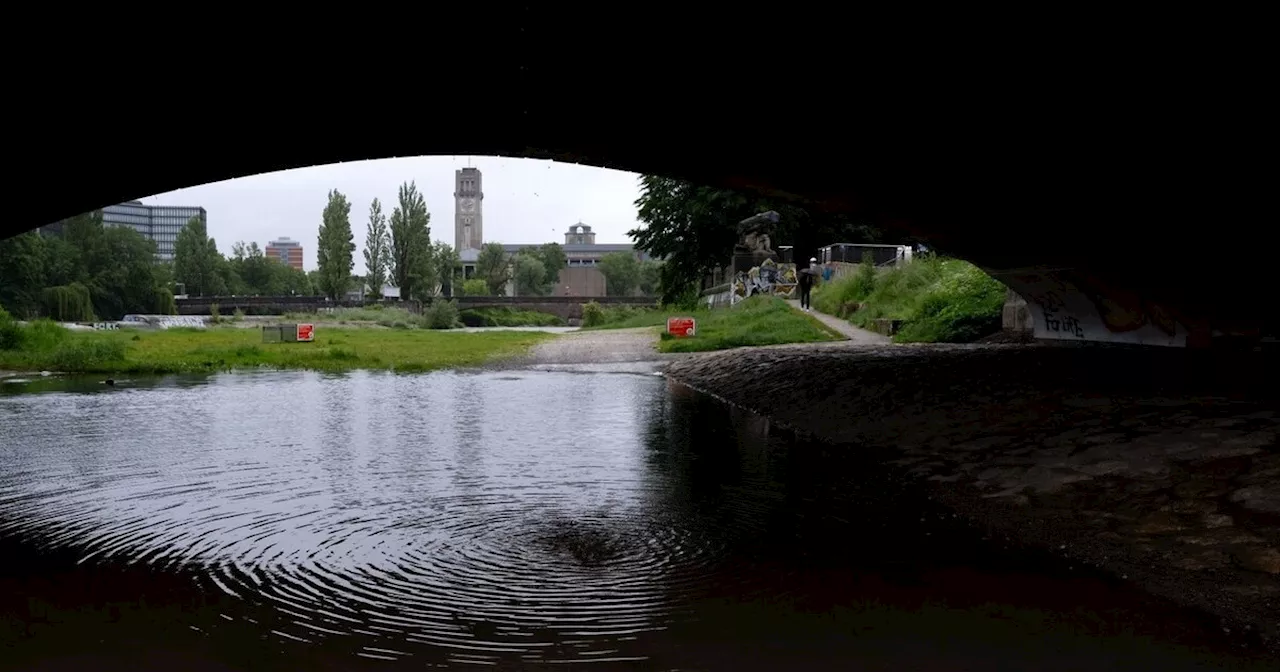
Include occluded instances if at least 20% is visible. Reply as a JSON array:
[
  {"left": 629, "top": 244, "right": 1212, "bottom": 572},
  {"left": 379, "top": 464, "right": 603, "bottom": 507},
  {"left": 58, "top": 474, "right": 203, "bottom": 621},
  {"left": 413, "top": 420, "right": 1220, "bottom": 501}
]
[{"left": 461, "top": 198, "right": 476, "bottom": 213}]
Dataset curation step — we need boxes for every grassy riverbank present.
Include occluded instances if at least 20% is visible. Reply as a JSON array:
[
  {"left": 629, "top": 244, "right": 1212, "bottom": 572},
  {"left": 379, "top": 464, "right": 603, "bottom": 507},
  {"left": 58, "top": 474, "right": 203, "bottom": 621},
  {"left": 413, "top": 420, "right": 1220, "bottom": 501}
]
[
  {"left": 813, "top": 256, "right": 1006, "bottom": 343},
  {"left": 0, "top": 319, "right": 554, "bottom": 374},
  {"left": 586, "top": 296, "right": 843, "bottom": 353}
]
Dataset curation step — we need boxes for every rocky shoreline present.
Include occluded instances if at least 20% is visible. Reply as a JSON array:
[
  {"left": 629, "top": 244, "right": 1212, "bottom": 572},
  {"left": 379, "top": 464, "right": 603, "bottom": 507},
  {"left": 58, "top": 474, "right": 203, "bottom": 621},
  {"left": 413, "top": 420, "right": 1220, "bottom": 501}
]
[{"left": 663, "top": 342, "right": 1280, "bottom": 652}]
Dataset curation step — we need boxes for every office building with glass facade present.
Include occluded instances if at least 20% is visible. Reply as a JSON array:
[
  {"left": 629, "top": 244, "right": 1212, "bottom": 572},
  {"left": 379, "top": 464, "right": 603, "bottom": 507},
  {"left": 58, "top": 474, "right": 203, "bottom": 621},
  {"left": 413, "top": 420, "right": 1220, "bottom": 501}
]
[{"left": 101, "top": 200, "right": 207, "bottom": 261}]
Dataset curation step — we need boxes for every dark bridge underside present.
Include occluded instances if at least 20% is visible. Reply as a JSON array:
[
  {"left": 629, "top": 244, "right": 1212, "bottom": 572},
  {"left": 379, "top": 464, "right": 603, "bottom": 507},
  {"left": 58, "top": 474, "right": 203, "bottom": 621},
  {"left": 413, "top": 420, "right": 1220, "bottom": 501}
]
[{"left": 9, "top": 25, "right": 1268, "bottom": 344}]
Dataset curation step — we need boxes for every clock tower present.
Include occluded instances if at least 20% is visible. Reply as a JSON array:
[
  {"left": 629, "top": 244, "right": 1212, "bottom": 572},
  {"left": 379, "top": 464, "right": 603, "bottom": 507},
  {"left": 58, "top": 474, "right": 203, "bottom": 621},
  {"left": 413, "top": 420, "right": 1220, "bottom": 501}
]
[{"left": 454, "top": 167, "right": 483, "bottom": 252}]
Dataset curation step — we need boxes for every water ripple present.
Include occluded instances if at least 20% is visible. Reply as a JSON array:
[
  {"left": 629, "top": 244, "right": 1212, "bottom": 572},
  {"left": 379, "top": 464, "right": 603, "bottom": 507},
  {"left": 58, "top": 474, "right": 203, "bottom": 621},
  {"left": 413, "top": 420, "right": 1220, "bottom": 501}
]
[{"left": 0, "top": 369, "right": 715, "bottom": 665}]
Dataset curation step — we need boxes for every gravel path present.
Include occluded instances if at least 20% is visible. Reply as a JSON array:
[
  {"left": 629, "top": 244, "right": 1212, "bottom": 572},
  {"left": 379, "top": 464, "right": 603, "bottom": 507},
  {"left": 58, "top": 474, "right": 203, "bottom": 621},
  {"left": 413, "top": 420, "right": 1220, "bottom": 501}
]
[
  {"left": 518, "top": 328, "right": 673, "bottom": 365},
  {"left": 786, "top": 300, "right": 891, "bottom": 344}
]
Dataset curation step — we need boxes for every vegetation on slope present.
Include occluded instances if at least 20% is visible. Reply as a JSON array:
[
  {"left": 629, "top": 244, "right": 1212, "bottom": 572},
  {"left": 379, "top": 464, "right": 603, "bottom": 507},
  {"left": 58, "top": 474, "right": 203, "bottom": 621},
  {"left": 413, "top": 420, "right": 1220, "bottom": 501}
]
[{"left": 812, "top": 256, "right": 1007, "bottom": 343}]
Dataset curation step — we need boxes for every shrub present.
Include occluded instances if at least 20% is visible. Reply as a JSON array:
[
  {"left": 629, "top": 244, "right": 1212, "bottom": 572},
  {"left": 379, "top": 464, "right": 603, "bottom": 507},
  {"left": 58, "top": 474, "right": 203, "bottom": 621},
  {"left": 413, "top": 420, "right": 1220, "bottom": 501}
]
[
  {"left": 461, "top": 278, "right": 489, "bottom": 296},
  {"left": 581, "top": 301, "right": 606, "bottom": 327},
  {"left": 233, "top": 308, "right": 246, "bottom": 322},
  {"left": 209, "top": 303, "right": 222, "bottom": 323},
  {"left": 45, "top": 340, "right": 127, "bottom": 371},
  {"left": 0, "top": 305, "right": 21, "bottom": 350},
  {"left": 21, "top": 319, "right": 68, "bottom": 351},
  {"left": 422, "top": 300, "right": 460, "bottom": 329},
  {"left": 457, "top": 307, "right": 565, "bottom": 327}
]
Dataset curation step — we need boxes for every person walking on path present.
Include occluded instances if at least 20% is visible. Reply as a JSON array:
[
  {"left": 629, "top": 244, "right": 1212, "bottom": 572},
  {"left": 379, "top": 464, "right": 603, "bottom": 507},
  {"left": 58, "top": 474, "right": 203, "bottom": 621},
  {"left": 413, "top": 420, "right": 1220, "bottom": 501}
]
[{"left": 798, "top": 257, "right": 819, "bottom": 311}]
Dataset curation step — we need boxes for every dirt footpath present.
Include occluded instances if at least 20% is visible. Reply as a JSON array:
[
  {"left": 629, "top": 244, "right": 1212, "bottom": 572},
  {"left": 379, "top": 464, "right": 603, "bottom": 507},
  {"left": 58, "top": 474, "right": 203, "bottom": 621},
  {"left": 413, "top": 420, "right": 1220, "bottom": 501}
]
[{"left": 518, "top": 328, "right": 678, "bottom": 366}]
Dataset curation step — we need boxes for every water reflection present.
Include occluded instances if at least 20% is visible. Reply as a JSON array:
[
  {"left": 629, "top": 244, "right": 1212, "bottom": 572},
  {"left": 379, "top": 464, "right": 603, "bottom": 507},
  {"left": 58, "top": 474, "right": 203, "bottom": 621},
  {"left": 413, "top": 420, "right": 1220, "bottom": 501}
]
[{"left": 0, "top": 370, "right": 1270, "bottom": 670}]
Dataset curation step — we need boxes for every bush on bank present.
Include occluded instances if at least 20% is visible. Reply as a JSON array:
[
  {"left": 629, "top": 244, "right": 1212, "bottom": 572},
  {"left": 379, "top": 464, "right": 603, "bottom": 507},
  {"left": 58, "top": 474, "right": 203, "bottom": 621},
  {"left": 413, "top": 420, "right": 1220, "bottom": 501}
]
[
  {"left": 0, "top": 308, "right": 128, "bottom": 370},
  {"left": 458, "top": 307, "right": 565, "bottom": 328},
  {"left": 812, "top": 256, "right": 1007, "bottom": 343}
]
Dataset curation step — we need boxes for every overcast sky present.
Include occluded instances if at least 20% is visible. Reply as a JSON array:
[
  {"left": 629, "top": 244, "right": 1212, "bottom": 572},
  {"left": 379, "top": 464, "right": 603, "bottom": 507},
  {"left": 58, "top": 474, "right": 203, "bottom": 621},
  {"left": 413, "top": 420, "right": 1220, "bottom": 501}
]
[{"left": 144, "top": 156, "right": 644, "bottom": 271}]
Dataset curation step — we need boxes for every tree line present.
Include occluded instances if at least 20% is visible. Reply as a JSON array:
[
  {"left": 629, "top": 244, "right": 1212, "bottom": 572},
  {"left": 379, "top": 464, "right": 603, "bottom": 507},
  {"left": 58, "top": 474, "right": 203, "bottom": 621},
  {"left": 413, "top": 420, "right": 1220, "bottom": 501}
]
[
  {"left": 319, "top": 182, "right": 460, "bottom": 302},
  {"left": 0, "top": 211, "right": 177, "bottom": 321}
]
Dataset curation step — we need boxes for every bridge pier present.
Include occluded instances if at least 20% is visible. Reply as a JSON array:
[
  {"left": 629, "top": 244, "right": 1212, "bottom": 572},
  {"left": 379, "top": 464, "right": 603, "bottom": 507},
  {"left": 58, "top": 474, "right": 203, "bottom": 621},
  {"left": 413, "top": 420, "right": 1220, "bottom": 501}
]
[{"left": 992, "top": 269, "right": 1191, "bottom": 348}]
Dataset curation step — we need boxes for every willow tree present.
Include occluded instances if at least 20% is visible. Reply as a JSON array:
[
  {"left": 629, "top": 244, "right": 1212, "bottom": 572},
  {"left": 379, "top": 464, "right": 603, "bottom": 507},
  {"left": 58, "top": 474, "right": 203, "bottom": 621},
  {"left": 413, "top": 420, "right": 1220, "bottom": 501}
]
[{"left": 41, "top": 283, "right": 95, "bottom": 321}]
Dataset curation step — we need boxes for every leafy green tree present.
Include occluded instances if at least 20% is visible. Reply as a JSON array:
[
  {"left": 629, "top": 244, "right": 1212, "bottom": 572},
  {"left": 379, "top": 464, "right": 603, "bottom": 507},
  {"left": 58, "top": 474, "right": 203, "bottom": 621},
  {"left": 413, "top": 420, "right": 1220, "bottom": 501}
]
[
  {"left": 279, "top": 265, "right": 312, "bottom": 296},
  {"left": 42, "top": 236, "right": 80, "bottom": 288},
  {"left": 513, "top": 254, "right": 548, "bottom": 296},
  {"left": 638, "top": 259, "right": 662, "bottom": 296},
  {"left": 2, "top": 213, "right": 180, "bottom": 319},
  {"left": 533, "top": 243, "right": 567, "bottom": 289},
  {"left": 630, "top": 175, "right": 885, "bottom": 303},
  {"left": 476, "top": 242, "right": 511, "bottom": 296},
  {"left": 174, "top": 216, "right": 227, "bottom": 297},
  {"left": 229, "top": 241, "right": 268, "bottom": 293},
  {"left": 389, "top": 181, "right": 432, "bottom": 301},
  {"left": 364, "top": 198, "right": 391, "bottom": 299},
  {"left": 431, "top": 241, "right": 460, "bottom": 297},
  {"left": 0, "top": 231, "right": 47, "bottom": 317},
  {"left": 599, "top": 252, "right": 641, "bottom": 296},
  {"left": 306, "top": 269, "right": 324, "bottom": 295},
  {"left": 89, "top": 226, "right": 164, "bottom": 318},
  {"left": 317, "top": 189, "right": 355, "bottom": 300}
]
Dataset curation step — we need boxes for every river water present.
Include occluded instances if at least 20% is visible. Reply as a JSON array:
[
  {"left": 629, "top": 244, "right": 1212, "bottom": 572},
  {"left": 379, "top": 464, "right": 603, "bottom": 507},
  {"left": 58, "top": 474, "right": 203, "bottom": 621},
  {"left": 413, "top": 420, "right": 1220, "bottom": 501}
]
[{"left": 0, "top": 366, "right": 1268, "bottom": 670}]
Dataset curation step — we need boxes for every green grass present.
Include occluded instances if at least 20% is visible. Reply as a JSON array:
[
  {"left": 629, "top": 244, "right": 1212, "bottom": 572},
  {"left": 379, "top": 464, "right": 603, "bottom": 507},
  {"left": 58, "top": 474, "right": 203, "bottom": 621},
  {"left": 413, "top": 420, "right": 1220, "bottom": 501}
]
[
  {"left": 657, "top": 296, "right": 844, "bottom": 353},
  {"left": 582, "top": 307, "right": 670, "bottom": 330},
  {"left": 459, "top": 307, "right": 566, "bottom": 327},
  {"left": 812, "top": 256, "right": 1007, "bottom": 343},
  {"left": 0, "top": 322, "right": 554, "bottom": 374},
  {"left": 583, "top": 296, "right": 841, "bottom": 353}
]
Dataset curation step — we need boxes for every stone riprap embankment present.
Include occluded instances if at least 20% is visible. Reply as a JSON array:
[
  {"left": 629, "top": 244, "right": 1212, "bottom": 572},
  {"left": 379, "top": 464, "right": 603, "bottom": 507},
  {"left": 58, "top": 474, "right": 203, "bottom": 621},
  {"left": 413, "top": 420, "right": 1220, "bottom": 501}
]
[{"left": 664, "top": 342, "right": 1280, "bottom": 649}]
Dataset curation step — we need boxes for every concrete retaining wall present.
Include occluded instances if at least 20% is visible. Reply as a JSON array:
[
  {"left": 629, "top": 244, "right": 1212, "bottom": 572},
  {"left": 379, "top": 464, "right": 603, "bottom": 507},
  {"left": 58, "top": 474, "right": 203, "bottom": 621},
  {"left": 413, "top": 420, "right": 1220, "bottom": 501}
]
[{"left": 1001, "top": 288, "right": 1034, "bottom": 334}]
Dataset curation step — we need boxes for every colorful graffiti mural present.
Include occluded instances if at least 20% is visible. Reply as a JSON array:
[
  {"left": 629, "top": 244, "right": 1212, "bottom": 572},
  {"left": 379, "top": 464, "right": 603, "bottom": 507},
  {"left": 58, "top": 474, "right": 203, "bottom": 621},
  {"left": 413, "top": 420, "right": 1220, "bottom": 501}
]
[
  {"left": 731, "top": 259, "right": 798, "bottom": 304},
  {"left": 997, "top": 271, "right": 1188, "bottom": 348}
]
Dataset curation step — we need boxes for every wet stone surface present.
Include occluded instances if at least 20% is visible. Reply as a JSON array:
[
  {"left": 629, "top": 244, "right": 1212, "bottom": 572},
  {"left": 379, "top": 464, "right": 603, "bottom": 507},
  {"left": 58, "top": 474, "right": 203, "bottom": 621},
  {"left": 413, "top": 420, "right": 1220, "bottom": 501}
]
[{"left": 665, "top": 342, "right": 1280, "bottom": 649}]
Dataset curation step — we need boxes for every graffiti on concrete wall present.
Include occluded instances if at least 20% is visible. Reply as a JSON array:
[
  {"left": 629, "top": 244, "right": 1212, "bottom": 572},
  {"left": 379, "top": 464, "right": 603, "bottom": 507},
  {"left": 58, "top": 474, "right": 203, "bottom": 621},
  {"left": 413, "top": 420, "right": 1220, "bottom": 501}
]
[
  {"left": 1001, "top": 272, "right": 1187, "bottom": 347},
  {"left": 731, "top": 260, "right": 798, "bottom": 304},
  {"left": 120, "top": 314, "right": 208, "bottom": 330}
]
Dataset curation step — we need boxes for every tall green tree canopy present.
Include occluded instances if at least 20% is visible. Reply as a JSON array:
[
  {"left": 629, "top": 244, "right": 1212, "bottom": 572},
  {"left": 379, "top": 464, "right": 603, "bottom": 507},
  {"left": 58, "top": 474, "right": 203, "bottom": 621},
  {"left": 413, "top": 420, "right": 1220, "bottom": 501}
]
[
  {"left": 431, "top": 241, "right": 460, "bottom": 297},
  {"left": 630, "top": 175, "right": 885, "bottom": 302},
  {"left": 511, "top": 243, "right": 566, "bottom": 296},
  {"left": 227, "top": 241, "right": 312, "bottom": 296},
  {"left": 513, "top": 254, "right": 548, "bottom": 296},
  {"left": 317, "top": 189, "right": 355, "bottom": 300},
  {"left": 533, "top": 243, "right": 567, "bottom": 287},
  {"left": 1, "top": 211, "right": 178, "bottom": 319},
  {"left": 599, "top": 252, "right": 641, "bottom": 296},
  {"left": 475, "top": 242, "right": 511, "bottom": 296},
  {"left": 0, "top": 231, "right": 47, "bottom": 317},
  {"left": 174, "top": 216, "right": 227, "bottom": 297},
  {"left": 389, "top": 181, "right": 432, "bottom": 301},
  {"left": 363, "top": 198, "right": 391, "bottom": 299}
]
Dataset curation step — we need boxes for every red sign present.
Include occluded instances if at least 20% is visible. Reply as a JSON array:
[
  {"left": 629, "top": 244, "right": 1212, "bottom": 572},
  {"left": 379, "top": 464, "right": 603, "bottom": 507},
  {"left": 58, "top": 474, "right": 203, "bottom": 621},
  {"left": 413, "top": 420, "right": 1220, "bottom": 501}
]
[
  {"left": 296, "top": 323, "right": 314, "bottom": 342},
  {"left": 666, "top": 317, "right": 696, "bottom": 338}
]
